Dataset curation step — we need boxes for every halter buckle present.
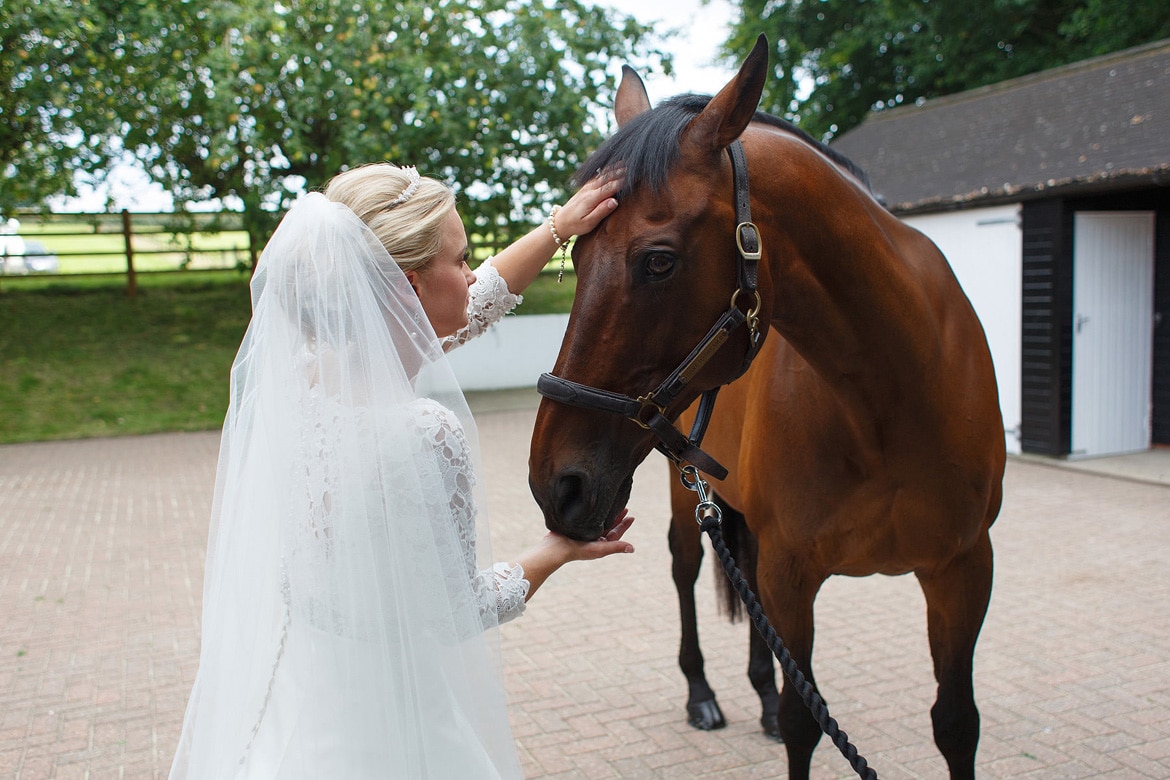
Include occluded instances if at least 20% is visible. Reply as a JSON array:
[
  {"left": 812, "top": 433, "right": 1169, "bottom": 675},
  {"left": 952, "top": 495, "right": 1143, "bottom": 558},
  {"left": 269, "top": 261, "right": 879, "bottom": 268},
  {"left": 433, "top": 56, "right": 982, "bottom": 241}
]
[{"left": 735, "top": 221, "right": 762, "bottom": 261}]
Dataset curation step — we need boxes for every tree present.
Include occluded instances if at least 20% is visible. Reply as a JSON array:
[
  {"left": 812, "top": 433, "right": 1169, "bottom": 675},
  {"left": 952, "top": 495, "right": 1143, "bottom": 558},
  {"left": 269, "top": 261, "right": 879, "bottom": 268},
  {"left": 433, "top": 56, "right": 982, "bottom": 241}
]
[
  {"left": 7, "top": 0, "right": 666, "bottom": 249},
  {"left": 724, "top": 0, "right": 1170, "bottom": 141},
  {"left": 0, "top": 1, "right": 122, "bottom": 211}
]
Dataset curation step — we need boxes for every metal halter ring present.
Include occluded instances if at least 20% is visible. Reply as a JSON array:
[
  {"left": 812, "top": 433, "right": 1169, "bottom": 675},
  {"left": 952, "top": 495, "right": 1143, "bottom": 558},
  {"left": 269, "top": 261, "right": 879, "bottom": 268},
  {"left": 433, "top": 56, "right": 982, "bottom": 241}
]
[
  {"left": 695, "top": 500, "right": 723, "bottom": 526},
  {"left": 632, "top": 394, "right": 667, "bottom": 430},
  {"left": 730, "top": 288, "right": 763, "bottom": 332},
  {"left": 730, "top": 288, "right": 762, "bottom": 319}
]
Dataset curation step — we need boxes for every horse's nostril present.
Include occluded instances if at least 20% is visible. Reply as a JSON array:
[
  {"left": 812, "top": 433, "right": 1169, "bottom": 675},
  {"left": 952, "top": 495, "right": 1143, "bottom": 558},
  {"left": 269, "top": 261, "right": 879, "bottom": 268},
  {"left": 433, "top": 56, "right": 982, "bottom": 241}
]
[
  {"left": 553, "top": 471, "right": 589, "bottom": 533},
  {"left": 554, "top": 472, "right": 582, "bottom": 515}
]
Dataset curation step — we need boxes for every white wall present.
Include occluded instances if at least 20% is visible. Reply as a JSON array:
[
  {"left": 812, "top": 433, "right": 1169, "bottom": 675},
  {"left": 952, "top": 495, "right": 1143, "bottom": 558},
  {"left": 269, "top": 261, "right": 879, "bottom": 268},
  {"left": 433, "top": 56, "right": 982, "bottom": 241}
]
[
  {"left": 446, "top": 313, "right": 570, "bottom": 391},
  {"left": 904, "top": 205, "right": 1023, "bottom": 454}
]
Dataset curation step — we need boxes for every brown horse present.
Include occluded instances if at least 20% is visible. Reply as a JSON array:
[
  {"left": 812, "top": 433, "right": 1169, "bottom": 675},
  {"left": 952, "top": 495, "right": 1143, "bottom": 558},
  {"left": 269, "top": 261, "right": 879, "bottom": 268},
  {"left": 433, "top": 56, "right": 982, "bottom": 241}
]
[{"left": 529, "top": 34, "right": 1006, "bottom": 780}]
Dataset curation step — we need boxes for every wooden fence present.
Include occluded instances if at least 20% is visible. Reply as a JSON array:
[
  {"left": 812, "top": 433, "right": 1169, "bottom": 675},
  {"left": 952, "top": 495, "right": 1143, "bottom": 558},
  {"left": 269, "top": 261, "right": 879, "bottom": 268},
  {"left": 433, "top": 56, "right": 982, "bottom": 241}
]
[
  {"left": 1, "top": 209, "right": 255, "bottom": 296},
  {"left": 1, "top": 208, "right": 522, "bottom": 297}
]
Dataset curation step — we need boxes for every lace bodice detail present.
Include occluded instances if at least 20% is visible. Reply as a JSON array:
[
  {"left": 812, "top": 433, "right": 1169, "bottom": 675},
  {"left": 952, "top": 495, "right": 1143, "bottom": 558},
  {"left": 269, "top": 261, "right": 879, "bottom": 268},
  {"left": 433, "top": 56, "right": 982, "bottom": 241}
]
[
  {"left": 442, "top": 258, "right": 522, "bottom": 351},
  {"left": 408, "top": 399, "right": 528, "bottom": 627},
  {"left": 286, "top": 390, "right": 527, "bottom": 637}
]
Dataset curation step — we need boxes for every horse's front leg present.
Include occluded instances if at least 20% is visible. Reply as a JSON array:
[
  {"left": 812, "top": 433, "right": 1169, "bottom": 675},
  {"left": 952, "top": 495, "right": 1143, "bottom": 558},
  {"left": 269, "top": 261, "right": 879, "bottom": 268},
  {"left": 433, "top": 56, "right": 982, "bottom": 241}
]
[
  {"left": 719, "top": 496, "right": 781, "bottom": 740},
  {"left": 758, "top": 553, "right": 824, "bottom": 780},
  {"left": 668, "top": 487, "right": 726, "bottom": 731},
  {"left": 741, "top": 523, "right": 780, "bottom": 740},
  {"left": 915, "top": 530, "right": 994, "bottom": 780}
]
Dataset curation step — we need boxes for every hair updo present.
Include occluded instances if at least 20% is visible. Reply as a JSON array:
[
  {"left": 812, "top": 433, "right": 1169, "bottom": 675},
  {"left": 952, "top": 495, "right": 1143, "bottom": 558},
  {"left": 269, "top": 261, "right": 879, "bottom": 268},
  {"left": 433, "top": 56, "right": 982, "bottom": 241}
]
[{"left": 323, "top": 163, "right": 455, "bottom": 273}]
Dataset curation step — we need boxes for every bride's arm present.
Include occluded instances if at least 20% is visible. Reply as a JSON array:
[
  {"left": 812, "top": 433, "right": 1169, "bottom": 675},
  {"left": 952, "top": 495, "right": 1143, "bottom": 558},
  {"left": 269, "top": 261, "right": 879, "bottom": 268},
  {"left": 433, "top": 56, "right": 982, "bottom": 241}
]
[
  {"left": 440, "top": 259, "right": 521, "bottom": 351},
  {"left": 415, "top": 401, "right": 633, "bottom": 625},
  {"left": 508, "top": 510, "right": 635, "bottom": 602},
  {"left": 478, "top": 510, "right": 634, "bottom": 625}
]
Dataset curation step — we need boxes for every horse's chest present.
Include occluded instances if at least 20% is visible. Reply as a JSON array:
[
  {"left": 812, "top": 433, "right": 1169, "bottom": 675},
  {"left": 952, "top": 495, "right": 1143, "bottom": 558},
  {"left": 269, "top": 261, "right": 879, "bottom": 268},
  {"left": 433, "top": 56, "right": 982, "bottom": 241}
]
[{"left": 750, "top": 468, "right": 986, "bottom": 575}]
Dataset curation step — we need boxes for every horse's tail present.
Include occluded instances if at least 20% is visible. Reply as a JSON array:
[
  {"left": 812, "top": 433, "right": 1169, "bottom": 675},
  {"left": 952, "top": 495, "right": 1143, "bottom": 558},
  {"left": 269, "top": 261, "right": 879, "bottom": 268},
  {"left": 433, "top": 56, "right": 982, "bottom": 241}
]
[{"left": 713, "top": 496, "right": 754, "bottom": 624}]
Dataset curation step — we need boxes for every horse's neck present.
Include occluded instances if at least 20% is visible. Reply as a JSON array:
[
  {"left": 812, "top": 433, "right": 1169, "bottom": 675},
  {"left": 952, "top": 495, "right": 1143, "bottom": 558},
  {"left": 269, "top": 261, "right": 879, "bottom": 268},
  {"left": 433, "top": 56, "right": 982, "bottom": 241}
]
[{"left": 762, "top": 161, "right": 955, "bottom": 420}]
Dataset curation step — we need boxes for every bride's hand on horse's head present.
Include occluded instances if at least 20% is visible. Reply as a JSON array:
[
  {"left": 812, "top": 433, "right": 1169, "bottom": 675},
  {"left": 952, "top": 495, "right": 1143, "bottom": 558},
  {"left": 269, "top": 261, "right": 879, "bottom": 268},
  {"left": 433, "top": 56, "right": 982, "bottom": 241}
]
[{"left": 556, "top": 168, "right": 625, "bottom": 238}]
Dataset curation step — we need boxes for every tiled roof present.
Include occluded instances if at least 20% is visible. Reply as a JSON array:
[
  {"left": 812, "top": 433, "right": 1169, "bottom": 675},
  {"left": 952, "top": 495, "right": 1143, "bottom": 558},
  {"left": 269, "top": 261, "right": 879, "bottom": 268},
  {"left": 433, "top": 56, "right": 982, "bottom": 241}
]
[{"left": 830, "top": 39, "right": 1170, "bottom": 213}]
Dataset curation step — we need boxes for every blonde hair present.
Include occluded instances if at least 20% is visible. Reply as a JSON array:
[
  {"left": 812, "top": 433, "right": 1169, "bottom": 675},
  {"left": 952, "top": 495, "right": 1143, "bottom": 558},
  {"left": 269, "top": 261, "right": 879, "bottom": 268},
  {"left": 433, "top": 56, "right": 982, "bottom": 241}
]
[{"left": 323, "top": 163, "right": 455, "bottom": 273}]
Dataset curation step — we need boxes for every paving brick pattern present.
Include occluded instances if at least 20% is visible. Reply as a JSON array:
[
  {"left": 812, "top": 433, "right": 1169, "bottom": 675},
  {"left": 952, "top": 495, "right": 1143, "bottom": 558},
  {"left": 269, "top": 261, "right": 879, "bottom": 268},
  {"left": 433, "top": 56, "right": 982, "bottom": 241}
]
[{"left": 2, "top": 407, "right": 1168, "bottom": 779}]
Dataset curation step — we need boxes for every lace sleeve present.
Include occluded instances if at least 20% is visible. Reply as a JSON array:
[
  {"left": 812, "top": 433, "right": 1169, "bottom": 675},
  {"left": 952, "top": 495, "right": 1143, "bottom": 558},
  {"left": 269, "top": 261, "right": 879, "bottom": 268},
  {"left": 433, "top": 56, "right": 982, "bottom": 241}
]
[
  {"left": 490, "top": 562, "right": 529, "bottom": 625},
  {"left": 412, "top": 400, "right": 528, "bottom": 627},
  {"left": 442, "top": 259, "right": 522, "bottom": 351}
]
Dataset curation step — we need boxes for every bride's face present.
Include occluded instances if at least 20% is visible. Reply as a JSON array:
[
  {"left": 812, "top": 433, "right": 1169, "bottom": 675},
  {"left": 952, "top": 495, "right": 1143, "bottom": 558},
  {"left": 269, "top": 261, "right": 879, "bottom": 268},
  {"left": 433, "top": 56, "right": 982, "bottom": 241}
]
[{"left": 406, "top": 206, "right": 475, "bottom": 338}]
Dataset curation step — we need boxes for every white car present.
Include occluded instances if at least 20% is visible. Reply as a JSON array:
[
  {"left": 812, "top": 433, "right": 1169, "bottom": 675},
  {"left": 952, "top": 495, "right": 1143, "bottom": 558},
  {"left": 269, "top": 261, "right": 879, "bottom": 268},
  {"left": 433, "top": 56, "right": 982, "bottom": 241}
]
[
  {"left": 22, "top": 240, "right": 59, "bottom": 273},
  {"left": 0, "top": 225, "right": 59, "bottom": 274},
  {"left": 0, "top": 219, "right": 27, "bottom": 274}
]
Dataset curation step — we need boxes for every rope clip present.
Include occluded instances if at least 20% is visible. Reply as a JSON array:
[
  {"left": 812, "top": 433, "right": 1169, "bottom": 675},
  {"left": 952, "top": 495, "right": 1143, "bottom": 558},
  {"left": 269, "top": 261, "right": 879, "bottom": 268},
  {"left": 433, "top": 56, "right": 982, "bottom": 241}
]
[{"left": 680, "top": 464, "right": 722, "bottom": 527}]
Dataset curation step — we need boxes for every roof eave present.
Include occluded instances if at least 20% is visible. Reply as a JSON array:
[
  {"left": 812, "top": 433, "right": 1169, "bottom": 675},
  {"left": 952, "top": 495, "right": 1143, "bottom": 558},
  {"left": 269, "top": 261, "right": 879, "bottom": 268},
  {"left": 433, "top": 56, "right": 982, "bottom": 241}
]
[{"left": 887, "top": 165, "right": 1170, "bottom": 216}]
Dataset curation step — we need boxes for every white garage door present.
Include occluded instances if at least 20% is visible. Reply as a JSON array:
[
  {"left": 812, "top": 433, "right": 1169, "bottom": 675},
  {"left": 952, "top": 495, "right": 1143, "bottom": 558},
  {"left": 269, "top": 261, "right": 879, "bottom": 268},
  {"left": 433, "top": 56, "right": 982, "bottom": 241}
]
[{"left": 1071, "top": 212, "right": 1155, "bottom": 458}]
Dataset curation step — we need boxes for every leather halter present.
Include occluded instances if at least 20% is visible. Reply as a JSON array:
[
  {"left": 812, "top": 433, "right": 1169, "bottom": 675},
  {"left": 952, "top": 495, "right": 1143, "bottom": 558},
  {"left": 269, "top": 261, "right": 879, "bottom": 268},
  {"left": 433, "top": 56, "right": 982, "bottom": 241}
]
[{"left": 536, "top": 140, "right": 764, "bottom": 480}]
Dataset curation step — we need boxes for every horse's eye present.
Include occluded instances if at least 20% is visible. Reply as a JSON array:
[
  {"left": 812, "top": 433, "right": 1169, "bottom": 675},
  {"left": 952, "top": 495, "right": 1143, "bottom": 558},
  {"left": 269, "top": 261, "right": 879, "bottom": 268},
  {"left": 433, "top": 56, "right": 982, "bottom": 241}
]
[{"left": 644, "top": 252, "right": 675, "bottom": 279}]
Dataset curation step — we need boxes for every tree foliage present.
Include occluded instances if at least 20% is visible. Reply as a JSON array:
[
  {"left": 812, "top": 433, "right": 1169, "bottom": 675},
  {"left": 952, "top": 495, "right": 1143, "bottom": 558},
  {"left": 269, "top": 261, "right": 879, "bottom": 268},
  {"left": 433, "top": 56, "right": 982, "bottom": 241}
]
[
  {"left": 1, "top": 0, "right": 121, "bottom": 207},
  {"left": 724, "top": 0, "right": 1170, "bottom": 141},
  {"left": 5, "top": 0, "right": 666, "bottom": 247}
]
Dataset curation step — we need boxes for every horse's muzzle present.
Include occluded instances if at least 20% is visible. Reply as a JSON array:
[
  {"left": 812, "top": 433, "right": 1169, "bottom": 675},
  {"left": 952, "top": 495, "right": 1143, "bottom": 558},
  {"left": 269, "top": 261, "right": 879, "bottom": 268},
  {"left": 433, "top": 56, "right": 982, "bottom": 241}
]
[{"left": 530, "top": 467, "right": 633, "bottom": 542}]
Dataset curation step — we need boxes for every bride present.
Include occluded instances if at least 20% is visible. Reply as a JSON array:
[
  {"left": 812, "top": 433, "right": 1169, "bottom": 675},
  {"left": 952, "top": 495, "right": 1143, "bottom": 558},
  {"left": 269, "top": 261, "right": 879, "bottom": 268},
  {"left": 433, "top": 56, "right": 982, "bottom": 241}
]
[{"left": 169, "top": 164, "right": 633, "bottom": 779}]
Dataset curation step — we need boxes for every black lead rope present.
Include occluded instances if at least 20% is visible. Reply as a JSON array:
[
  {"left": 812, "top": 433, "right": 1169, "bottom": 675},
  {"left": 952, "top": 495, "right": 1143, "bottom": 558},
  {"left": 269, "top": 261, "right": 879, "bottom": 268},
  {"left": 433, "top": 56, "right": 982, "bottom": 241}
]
[{"left": 682, "top": 467, "right": 878, "bottom": 780}]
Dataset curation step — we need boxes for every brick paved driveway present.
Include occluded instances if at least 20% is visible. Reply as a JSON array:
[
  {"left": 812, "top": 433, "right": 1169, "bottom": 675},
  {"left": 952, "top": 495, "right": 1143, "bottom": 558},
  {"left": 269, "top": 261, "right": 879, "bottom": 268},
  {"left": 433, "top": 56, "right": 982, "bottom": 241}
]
[{"left": 2, "top": 402, "right": 1168, "bottom": 778}]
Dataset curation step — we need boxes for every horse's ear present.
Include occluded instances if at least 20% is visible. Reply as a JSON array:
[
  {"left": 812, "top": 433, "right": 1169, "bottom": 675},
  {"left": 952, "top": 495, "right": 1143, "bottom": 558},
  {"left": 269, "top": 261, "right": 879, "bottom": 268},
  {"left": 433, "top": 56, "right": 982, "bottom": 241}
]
[
  {"left": 684, "top": 33, "right": 769, "bottom": 152},
  {"left": 615, "top": 65, "right": 652, "bottom": 127}
]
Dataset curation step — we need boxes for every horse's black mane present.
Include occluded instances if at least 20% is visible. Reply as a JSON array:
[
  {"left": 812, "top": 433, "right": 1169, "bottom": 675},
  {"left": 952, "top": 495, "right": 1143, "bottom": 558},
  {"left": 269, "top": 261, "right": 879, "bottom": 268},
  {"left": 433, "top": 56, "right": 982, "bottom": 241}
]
[{"left": 574, "top": 93, "right": 871, "bottom": 196}]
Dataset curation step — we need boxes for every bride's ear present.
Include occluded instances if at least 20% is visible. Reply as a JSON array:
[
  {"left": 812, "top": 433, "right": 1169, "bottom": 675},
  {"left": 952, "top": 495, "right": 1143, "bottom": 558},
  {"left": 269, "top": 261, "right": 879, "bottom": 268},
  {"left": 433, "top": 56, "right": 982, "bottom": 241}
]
[{"left": 404, "top": 269, "right": 422, "bottom": 296}]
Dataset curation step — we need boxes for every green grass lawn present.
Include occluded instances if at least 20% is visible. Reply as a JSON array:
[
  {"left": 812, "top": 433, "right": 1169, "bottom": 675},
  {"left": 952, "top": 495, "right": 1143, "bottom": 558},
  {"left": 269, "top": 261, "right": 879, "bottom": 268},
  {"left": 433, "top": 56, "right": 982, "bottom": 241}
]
[
  {"left": 0, "top": 270, "right": 573, "bottom": 443},
  {"left": 1, "top": 277, "right": 253, "bottom": 443}
]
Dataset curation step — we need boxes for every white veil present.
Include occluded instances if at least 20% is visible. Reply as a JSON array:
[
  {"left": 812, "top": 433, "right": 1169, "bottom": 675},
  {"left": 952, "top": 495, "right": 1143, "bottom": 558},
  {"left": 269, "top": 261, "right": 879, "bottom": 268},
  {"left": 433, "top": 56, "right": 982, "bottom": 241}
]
[{"left": 170, "top": 194, "right": 521, "bottom": 779}]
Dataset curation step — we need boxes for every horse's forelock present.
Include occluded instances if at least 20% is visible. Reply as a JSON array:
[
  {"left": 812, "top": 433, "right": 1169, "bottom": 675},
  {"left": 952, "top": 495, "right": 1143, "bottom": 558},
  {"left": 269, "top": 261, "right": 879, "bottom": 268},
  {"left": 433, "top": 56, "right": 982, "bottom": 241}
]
[{"left": 572, "top": 94, "right": 711, "bottom": 197}]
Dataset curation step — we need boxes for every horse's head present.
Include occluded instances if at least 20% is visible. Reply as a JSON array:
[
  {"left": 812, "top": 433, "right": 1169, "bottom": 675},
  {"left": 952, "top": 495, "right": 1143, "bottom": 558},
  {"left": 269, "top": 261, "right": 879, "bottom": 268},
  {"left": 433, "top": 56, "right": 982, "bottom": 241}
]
[{"left": 530, "top": 35, "right": 773, "bottom": 540}]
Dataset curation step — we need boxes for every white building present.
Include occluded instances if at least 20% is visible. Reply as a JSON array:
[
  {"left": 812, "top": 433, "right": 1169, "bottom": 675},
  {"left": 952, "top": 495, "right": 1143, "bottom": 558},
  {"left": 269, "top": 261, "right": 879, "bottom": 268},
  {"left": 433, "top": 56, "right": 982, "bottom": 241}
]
[{"left": 833, "top": 40, "right": 1170, "bottom": 458}]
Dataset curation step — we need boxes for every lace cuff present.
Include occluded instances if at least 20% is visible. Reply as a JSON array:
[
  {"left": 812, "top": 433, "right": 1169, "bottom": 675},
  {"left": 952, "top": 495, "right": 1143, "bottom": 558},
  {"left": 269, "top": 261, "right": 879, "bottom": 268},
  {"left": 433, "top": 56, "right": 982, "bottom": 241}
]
[
  {"left": 442, "top": 259, "right": 523, "bottom": 351},
  {"left": 491, "top": 562, "right": 528, "bottom": 625}
]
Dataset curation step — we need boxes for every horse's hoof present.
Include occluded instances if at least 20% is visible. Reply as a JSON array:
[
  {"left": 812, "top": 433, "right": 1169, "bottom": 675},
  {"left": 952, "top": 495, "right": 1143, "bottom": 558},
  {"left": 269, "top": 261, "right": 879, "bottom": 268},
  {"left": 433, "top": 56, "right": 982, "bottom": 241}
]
[
  {"left": 761, "top": 714, "right": 783, "bottom": 742},
  {"left": 687, "top": 699, "right": 727, "bottom": 731}
]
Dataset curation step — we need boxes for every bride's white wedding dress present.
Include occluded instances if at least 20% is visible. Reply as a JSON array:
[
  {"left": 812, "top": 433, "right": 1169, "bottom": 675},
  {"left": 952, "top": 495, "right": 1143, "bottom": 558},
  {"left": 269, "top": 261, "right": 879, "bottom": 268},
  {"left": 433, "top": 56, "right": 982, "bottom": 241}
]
[
  {"left": 239, "top": 393, "right": 526, "bottom": 779},
  {"left": 169, "top": 196, "right": 532, "bottom": 780}
]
